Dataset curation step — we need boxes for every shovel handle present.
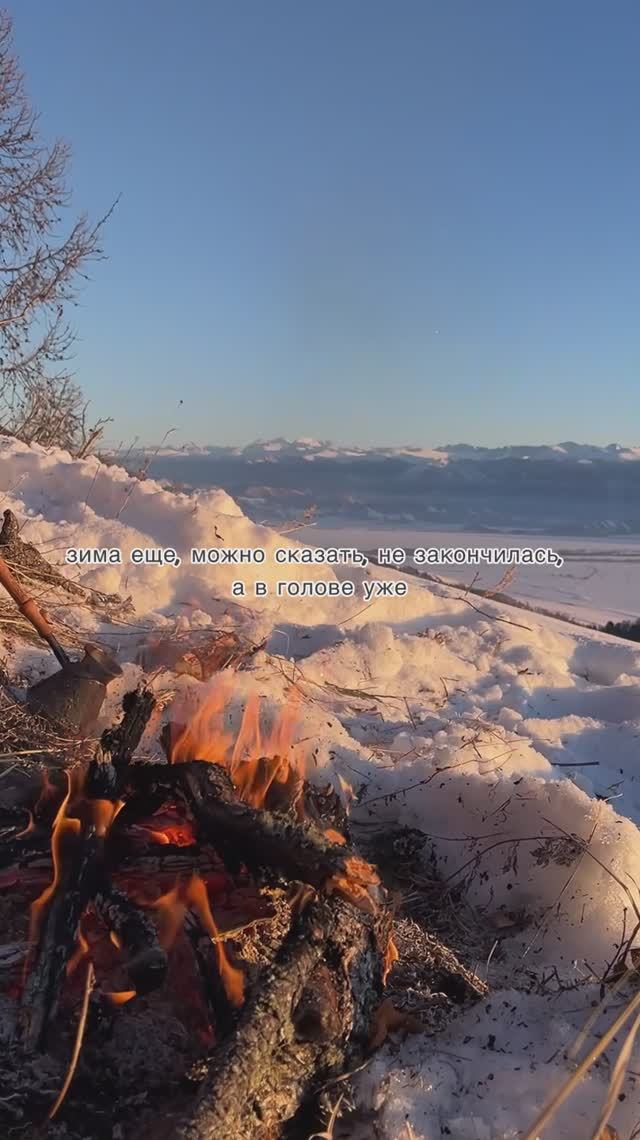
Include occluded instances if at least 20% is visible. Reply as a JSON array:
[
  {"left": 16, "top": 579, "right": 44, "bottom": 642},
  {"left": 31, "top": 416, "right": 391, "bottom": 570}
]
[{"left": 0, "top": 554, "right": 71, "bottom": 667}]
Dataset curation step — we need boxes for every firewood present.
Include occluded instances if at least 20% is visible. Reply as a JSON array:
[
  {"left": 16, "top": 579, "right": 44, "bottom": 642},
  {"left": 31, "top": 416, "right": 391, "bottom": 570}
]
[
  {"left": 92, "top": 879, "right": 168, "bottom": 994},
  {"left": 123, "top": 760, "right": 380, "bottom": 900},
  {"left": 172, "top": 896, "right": 389, "bottom": 1140},
  {"left": 86, "top": 685, "right": 156, "bottom": 798},
  {"left": 18, "top": 691, "right": 157, "bottom": 1051},
  {"left": 18, "top": 827, "right": 101, "bottom": 1052}
]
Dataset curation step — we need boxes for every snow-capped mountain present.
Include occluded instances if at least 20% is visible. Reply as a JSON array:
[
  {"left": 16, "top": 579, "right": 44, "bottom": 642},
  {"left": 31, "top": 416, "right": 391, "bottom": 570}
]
[
  {"left": 110, "top": 438, "right": 640, "bottom": 536},
  {"left": 111, "top": 437, "right": 640, "bottom": 465}
]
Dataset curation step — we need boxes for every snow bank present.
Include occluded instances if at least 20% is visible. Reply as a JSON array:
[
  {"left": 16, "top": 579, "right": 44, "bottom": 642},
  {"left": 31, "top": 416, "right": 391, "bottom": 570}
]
[{"left": 2, "top": 439, "right": 640, "bottom": 1138}]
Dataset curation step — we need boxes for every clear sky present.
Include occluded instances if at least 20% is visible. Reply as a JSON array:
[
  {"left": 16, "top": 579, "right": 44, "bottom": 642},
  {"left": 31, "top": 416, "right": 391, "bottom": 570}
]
[{"left": 13, "top": 1, "right": 640, "bottom": 448}]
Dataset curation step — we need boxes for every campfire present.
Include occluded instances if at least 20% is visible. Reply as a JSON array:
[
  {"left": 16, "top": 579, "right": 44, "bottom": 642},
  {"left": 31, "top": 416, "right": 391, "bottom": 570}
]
[{"left": 0, "top": 685, "right": 397, "bottom": 1139}]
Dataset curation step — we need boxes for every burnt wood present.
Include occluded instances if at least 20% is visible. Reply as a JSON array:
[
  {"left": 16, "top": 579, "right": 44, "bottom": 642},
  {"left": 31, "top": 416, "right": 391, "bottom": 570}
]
[
  {"left": 86, "top": 686, "right": 156, "bottom": 799},
  {"left": 18, "top": 827, "right": 102, "bottom": 1052},
  {"left": 172, "top": 896, "right": 389, "bottom": 1140},
  {"left": 123, "top": 760, "right": 373, "bottom": 894},
  {"left": 92, "top": 879, "right": 168, "bottom": 994}
]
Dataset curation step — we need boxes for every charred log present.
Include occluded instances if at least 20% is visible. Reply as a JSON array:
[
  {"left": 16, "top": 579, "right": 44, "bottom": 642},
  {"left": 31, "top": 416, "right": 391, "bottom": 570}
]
[
  {"left": 86, "top": 686, "right": 156, "bottom": 799},
  {"left": 123, "top": 761, "right": 375, "bottom": 894},
  {"left": 172, "top": 896, "right": 389, "bottom": 1140},
  {"left": 18, "top": 828, "right": 102, "bottom": 1052},
  {"left": 92, "top": 879, "right": 168, "bottom": 995}
]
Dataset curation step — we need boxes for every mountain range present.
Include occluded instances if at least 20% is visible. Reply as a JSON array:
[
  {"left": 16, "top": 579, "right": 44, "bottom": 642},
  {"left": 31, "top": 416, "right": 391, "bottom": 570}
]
[
  {"left": 112, "top": 438, "right": 640, "bottom": 536},
  {"left": 116, "top": 437, "right": 640, "bottom": 465}
]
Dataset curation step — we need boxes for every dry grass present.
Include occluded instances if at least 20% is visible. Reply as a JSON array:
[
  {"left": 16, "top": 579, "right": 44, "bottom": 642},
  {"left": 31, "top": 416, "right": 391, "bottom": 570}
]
[{"left": 0, "top": 685, "right": 81, "bottom": 760}]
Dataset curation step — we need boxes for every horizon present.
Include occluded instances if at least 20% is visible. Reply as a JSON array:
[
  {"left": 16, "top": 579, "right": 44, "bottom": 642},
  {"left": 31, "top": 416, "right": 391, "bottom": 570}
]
[
  {"left": 13, "top": 0, "right": 640, "bottom": 446},
  {"left": 104, "top": 433, "right": 640, "bottom": 453}
]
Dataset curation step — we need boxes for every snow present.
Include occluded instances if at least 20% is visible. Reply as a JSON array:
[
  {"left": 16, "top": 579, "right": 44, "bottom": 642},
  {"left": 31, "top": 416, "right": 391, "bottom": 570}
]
[
  {"left": 1, "top": 438, "right": 640, "bottom": 1138},
  {"left": 304, "top": 526, "right": 640, "bottom": 626}
]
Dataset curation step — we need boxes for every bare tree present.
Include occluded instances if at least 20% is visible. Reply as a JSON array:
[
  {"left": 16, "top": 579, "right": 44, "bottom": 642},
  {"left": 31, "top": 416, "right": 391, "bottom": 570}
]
[{"left": 0, "top": 9, "right": 114, "bottom": 453}]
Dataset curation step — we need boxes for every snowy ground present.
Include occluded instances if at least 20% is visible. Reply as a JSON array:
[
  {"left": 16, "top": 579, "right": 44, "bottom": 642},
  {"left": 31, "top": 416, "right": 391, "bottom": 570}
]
[
  {"left": 1, "top": 439, "right": 640, "bottom": 1138},
  {"left": 303, "top": 524, "right": 640, "bottom": 627}
]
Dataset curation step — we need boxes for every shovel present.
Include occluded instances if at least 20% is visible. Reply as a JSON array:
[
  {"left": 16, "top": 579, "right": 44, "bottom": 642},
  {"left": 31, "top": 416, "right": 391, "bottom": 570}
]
[{"left": 0, "top": 553, "right": 122, "bottom": 732}]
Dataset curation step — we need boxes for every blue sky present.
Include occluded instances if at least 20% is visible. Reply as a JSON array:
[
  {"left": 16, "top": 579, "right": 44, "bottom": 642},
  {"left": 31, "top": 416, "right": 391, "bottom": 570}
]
[{"left": 13, "top": 1, "right": 640, "bottom": 447}]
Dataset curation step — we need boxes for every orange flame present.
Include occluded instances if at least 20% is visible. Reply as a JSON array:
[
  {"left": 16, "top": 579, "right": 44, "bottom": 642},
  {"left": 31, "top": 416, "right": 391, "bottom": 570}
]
[
  {"left": 152, "top": 875, "right": 244, "bottom": 1008},
  {"left": 27, "top": 770, "right": 123, "bottom": 983},
  {"left": 153, "top": 883, "right": 188, "bottom": 950},
  {"left": 67, "top": 929, "right": 90, "bottom": 977},
  {"left": 325, "top": 855, "right": 381, "bottom": 916},
  {"left": 16, "top": 810, "right": 35, "bottom": 839},
  {"left": 28, "top": 771, "right": 82, "bottom": 950},
  {"left": 382, "top": 934, "right": 399, "bottom": 984},
  {"left": 171, "top": 683, "right": 235, "bottom": 766},
  {"left": 87, "top": 798, "right": 122, "bottom": 838},
  {"left": 170, "top": 687, "right": 303, "bottom": 812},
  {"left": 185, "top": 875, "right": 245, "bottom": 1008},
  {"left": 105, "top": 989, "right": 137, "bottom": 1006}
]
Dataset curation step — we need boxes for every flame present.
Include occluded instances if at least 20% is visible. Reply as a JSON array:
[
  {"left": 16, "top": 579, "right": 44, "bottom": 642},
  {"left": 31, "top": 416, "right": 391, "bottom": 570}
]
[
  {"left": 368, "top": 998, "right": 422, "bottom": 1050},
  {"left": 382, "top": 934, "right": 399, "bottom": 984},
  {"left": 171, "top": 683, "right": 235, "bottom": 766},
  {"left": 67, "top": 930, "right": 90, "bottom": 976},
  {"left": 325, "top": 855, "right": 381, "bottom": 916},
  {"left": 88, "top": 798, "right": 122, "bottom": 838},
  {"left": 337, "top": 774, "right": 354, "bottom": 806},
  {"left": 153, "top": 884, "right": 188, "bottom": 950},
  {"left": 16, "top": 810, "right": 35, "bottom": 839},
  {"left": 170, "top": 687, "right": 303, "bottom": 812},
  {"left": 27, "top": 771, "right": 123, "bottom": 985},
  {"left": 185, "top": 875, "right": 245, "bottom": 1008},
  {"left": 152, "top": 875, "right": 244, "bottom": 1008},
  {"left": 105, "top": 989, "right": 136, "bottom": 1006},
  {"left": 28, "top": 772, "right": 82, "bottom": 950}
]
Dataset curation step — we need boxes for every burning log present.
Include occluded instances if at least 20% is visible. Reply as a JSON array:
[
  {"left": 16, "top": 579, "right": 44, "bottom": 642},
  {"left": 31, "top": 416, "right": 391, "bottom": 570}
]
[
  {"left": 19, "top": 822, "right": 101, "bottom": 1052},
  {"left": 92, "top": 879, "right": 168, "bottom": 995},
  {"left": 122, "top": 760, "right": 381, "bottom": 907},
  {"left": 173, "top": 896, "right": 389, "bottom": 1140},
  {"left": 18, "top": 687, "right": 158, "bottom": 1052}
]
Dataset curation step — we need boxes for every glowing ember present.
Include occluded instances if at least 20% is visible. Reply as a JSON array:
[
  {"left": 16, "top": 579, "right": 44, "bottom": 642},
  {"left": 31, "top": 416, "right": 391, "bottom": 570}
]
[{"left": 324, "top": 827, "right": 347, "bottom": 846}]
